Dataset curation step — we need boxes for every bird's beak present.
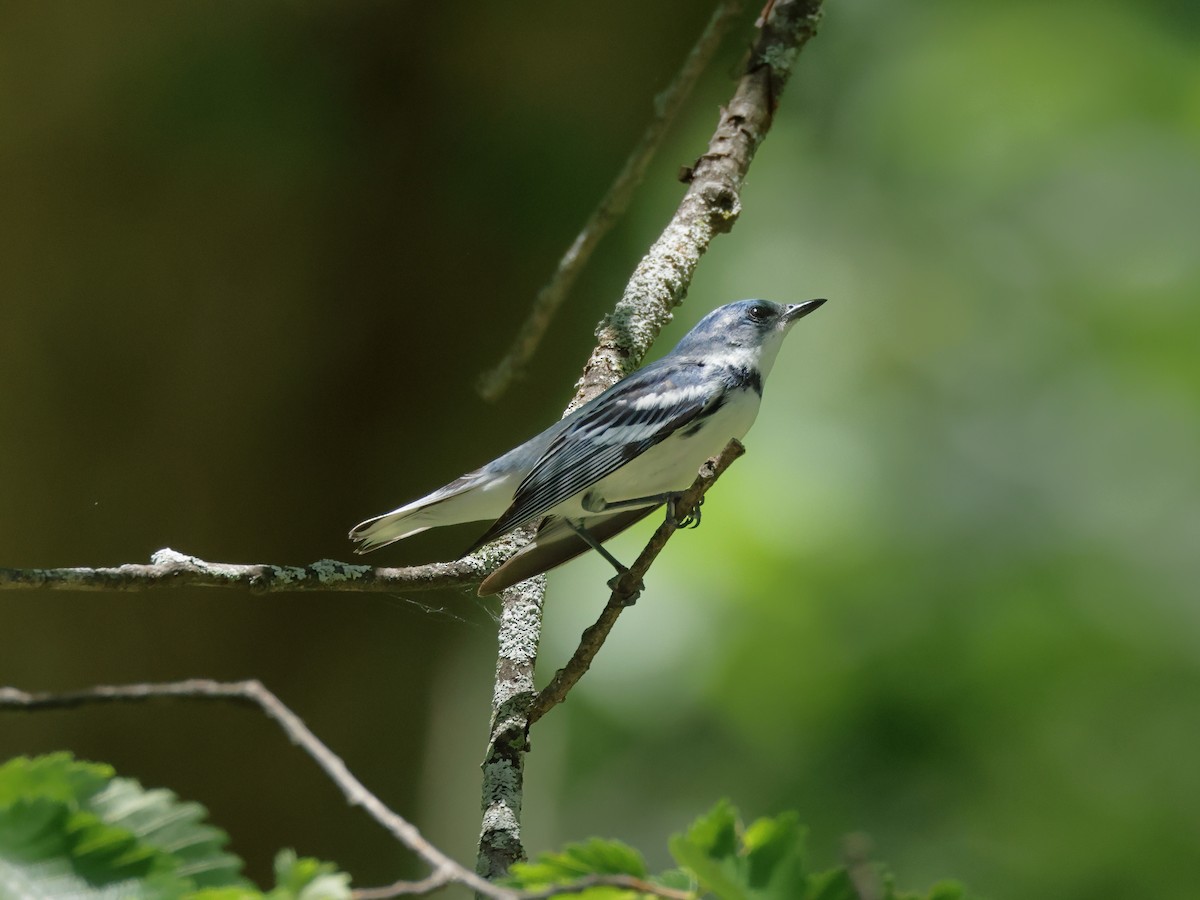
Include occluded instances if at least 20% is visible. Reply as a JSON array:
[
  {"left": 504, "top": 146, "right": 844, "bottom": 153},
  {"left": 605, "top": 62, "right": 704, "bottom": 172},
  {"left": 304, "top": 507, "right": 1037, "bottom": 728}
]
[{"left": 783, "top": 298, "right": 827, "bottom": 323}]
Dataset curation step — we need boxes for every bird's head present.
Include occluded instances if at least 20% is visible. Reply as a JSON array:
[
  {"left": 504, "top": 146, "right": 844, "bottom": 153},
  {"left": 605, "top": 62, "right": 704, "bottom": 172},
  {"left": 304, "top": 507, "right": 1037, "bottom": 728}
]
[{"left": 672, "top": 298, "right": 826, "bottom": 376}]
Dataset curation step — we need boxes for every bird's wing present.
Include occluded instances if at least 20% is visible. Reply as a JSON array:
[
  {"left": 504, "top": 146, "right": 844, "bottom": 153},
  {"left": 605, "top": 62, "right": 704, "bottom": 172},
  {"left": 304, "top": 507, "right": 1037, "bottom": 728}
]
[{"left": 468, "top": 361, "right": 719, "bottom": 548}]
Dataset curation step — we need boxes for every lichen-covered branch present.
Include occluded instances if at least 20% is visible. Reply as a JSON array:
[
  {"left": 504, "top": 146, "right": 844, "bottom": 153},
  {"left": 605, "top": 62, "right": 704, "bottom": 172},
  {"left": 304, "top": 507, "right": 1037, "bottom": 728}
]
[
  {"left": 0, "top": 544, "right": 523, "bottom": 595},
  {"left": 476, "top": 572, "right": 546, "bottom": 882},
  {"left": 476, "top": 0, "right": 747, "bottom": 402},
  {"left": 569, "top": 0, "right": 824, "bottom": 407}
]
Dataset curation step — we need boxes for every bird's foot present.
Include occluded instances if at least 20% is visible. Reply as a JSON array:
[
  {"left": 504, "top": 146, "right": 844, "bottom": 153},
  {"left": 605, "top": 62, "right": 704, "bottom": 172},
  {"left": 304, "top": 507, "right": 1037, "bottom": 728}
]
[
  {"left": 667, "top": 494, "right": 704, "bottom": 529},
  {"left": 607, "top": 568, "right": 644, "bottom": 605}
]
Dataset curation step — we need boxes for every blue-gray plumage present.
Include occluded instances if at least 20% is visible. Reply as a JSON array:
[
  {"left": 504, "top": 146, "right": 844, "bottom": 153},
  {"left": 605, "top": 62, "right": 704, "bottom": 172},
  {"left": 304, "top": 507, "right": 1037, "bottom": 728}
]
[{"left": 350, "top": 298, "right": 825, "bottom": 595}]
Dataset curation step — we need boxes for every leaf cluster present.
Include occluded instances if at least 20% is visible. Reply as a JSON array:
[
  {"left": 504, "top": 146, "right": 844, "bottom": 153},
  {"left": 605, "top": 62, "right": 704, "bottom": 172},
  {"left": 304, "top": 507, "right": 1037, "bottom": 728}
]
[
  {"left": 0, "top": 754, "right": 349, "bottom": 900},
  {"left": 508, "top": 799, "right": 970, "bottom": 900},
  {"left": 0, "top": 755, "right": 972, "bottom": 899}
]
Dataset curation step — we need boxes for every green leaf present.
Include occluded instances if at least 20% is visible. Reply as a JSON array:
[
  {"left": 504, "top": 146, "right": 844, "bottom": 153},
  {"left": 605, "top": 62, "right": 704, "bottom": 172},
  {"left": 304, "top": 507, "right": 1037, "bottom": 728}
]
[
  {"left": 187, "top": 890, "right": 263, "bottom": 900},
  {"left": 0, "top": 753, "right": 112, "bottom": 807},
  {"left": 667, "top": 801, "right": 809, "bottom": 900},
  {"left": 0, "top": 754, "right": 353, "bottom": 900},
  {"left": 269, "top": 849, "right": 351, "bottom": 900},
  {"left": 668, "top": 800, "right": 747, "bottom": 900},
  {"left": 525, "top": 803, "right": 975, "bottom": 900},
  {"left": 0, "top": 753, "right": 246, "bottom": 898},
  {"left": 507, "top": 837, "right": 649, "bottom": 897},
  {"left": 803, "top": 868, "right": 857, "bottom": 900},
  {"left": 741, "top": 812, "right": 807, "bottom": 895},
  {"left": 186, "top": 852, "right": 351, "bottom": 900},
  {"left": 88, "top": 778, "right": 242, "bottom": 889}
]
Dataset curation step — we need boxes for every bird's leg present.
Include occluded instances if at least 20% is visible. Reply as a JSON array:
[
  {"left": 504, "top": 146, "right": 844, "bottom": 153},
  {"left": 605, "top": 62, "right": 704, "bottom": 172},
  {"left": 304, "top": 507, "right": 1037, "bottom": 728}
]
[
  {"left": 564, "top": 518, "right": 643, "bottom": 602},
  {"left": 582, "top": 490, "right": 703, "bottom": 530}
]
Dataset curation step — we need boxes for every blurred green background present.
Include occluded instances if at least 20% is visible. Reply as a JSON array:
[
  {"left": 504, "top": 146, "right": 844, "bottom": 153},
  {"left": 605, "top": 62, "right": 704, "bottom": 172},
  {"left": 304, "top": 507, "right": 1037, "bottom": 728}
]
[{"left": 3, "top": 1, "right": 1198, "bottom": 898}]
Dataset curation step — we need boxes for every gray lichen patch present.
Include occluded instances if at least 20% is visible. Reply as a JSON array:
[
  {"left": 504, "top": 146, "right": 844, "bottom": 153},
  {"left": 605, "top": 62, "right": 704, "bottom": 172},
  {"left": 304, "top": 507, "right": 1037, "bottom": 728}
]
[{"left": 306, "top": 559, "right": 372, "bottom": 583}]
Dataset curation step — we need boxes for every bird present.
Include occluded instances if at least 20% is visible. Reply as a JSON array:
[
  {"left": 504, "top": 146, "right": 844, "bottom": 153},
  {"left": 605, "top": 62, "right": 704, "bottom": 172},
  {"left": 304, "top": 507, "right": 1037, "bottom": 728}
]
[{"left": 349, "top": 298, "right": 826, "bottom": 596}]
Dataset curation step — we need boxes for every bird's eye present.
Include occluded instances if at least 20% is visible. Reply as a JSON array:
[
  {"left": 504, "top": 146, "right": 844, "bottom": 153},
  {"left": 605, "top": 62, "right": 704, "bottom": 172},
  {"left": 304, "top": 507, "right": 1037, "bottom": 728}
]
[{"left": 748, "top": 303, "right": 772, "bottom": 322}]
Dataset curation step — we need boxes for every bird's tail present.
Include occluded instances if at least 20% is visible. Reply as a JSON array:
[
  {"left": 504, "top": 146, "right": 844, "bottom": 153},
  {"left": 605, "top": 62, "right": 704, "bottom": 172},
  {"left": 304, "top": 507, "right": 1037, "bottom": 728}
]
[{"left": 349, "top": 469, "right": 515, "bottom": 553}]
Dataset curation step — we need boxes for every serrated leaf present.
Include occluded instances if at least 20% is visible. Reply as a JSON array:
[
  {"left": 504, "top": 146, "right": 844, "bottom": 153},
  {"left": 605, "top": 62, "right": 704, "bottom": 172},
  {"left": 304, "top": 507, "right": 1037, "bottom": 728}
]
[
  {"left": 507, "top": 838, "right": 650, "bottom": 898},
  {"left": 271, "top": 849, "right": 351, "bottom": 900},
  {"left": 508, "top": 836, "right": 648, "bottom": 886},
  {"left": 668, "top": 811, "right": 745, "bottom": 899},
  {"left": 677, "top": 799, "right": 740, "bottom": 861},
  {"left": 0, "top": 753, "right": 246, "bottom": 898},
  {"left": 742, "top": 813, "right": 807, "bottom": 895},
  {"left": 668, "top": 802, "right": 811, "bottom": 900},
  {"left": 524, "top": 805, "right": 973, "bottom": 900},
  {"left": 0, "top": 753, "right": 112, "bottom": 808},
  {"left": 89, "top": 779, "right": 243, "bottom": 889}
]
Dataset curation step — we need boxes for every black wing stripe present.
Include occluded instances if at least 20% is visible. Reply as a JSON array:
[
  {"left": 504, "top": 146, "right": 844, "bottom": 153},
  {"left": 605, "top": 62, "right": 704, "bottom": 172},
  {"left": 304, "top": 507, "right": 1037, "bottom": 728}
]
[
  {"left": 497, "top": 443, "right": 641, "bottom": 533},
  {"left": 470, "top": 363, "right": 722, "bottom": 549},
  {"left": 514, "top": 400, "right": 678, "bottom": 505},
  {"left": 467, "top": 442, "right": 645, "bottom": 550},
  {"left": 510, "top": 415, "right": 710, "bottom": 527}
]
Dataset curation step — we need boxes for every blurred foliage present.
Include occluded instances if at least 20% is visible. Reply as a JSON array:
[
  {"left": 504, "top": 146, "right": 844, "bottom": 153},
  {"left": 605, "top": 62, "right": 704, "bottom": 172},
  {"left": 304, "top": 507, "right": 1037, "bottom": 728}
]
[
  {"left": 2, "top": 1, "right": 1198, "bottom": 899},
  {"left": 509, "top": 800, "right": 970, "bottom": 899},
  {"left": 0, "top": 753, "right": 349, "bottom": 899}
]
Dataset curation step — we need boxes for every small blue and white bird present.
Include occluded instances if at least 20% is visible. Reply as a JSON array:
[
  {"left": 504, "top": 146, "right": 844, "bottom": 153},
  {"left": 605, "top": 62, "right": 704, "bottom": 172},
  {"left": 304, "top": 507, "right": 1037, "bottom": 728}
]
[{"left": 350, "top": 298, "right": 825, "bottom": 595}]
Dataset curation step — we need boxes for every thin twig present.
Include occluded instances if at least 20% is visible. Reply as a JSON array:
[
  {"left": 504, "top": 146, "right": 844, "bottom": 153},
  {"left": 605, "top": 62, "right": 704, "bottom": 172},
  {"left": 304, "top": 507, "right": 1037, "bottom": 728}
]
[
  {"left": 0, "top": 680, "right": 517, "bottom": 900},
  {"left": 528, "top": 440, "right": 745, "bottom": 725},
  {"left": 476, "top": 0, "right": 747, "bottom": 402}
]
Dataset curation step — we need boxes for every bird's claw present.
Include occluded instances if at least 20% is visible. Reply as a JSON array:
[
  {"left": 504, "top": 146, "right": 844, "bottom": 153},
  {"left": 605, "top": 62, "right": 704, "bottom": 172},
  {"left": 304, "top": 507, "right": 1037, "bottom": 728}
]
[
  {"left": 668, "top": 494, "right": 704, "bottom": 529},
  {"left": 607, "top": 569, "right": 644, "bottom": 604}
]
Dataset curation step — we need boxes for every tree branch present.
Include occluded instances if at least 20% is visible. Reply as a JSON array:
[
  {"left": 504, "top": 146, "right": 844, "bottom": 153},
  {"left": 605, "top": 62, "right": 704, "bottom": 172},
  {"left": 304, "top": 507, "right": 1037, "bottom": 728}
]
[
  {"left": 476, "top": 573, "right": 546, "bottom": 882},
  {"left": 476, "top": 0, "right": 747, "bottom": 402},
  {"left": 0, "top": 679, "right": 516, "bottom": 900},
  {"left": 568, "top": 0, "right": 824, "bottom": 408},
  {"left": 528, "top": 440, "right": 744, "bottom": 725},
  {"left": 0, "top": 543, "right": 525, "bottom": 595}
]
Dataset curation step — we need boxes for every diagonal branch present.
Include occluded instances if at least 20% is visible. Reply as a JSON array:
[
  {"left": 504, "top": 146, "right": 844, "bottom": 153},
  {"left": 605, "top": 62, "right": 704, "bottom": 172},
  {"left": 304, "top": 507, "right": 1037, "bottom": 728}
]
[
  {"left": 0, "top": 679, "right": 516, "bottom": 900},
  {"left": 476, "top": 0, "right": 747, "bottom": 402},
  {"left": 567, "top": 0, "right": 824, "bottom": 409},
  {"left": 528, "top": 439, "right": 745, "bottom": 725}
]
